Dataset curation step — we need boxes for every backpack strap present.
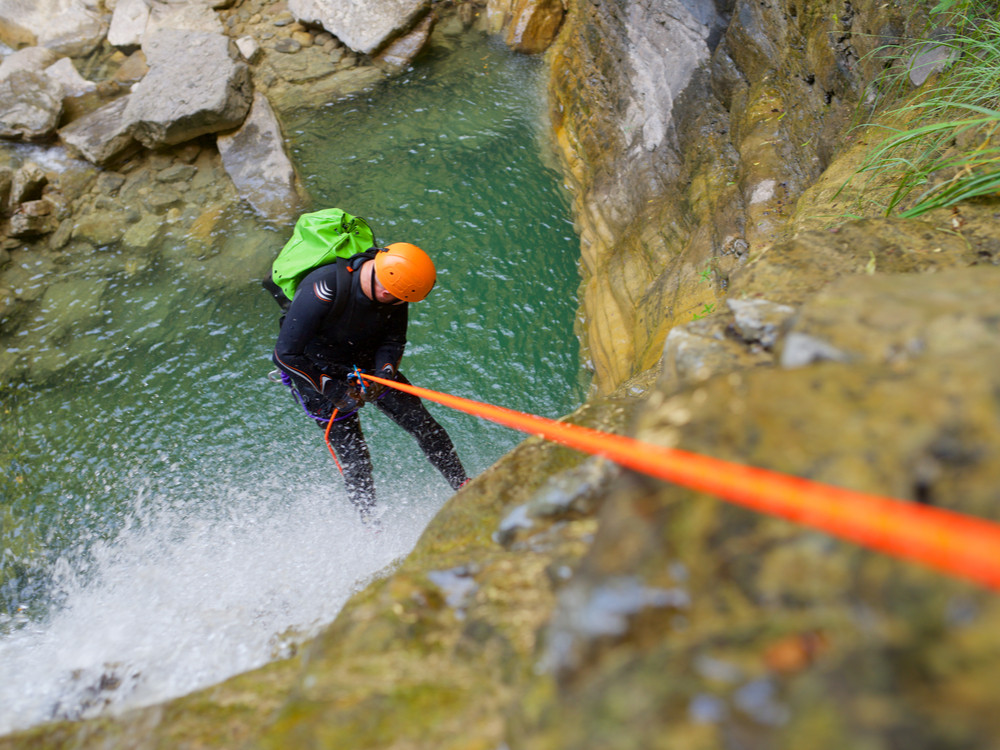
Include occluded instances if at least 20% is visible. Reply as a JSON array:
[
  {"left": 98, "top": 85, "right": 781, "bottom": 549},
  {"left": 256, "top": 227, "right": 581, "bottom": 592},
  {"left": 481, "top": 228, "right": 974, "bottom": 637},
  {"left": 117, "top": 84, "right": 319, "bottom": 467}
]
[
  {"left": 329, "top": 256, "right": 353, "bottom": 322},
  {"left": 330, "top": 249, "right": 376, "bottom": 320},
  {"left": 264, "top": 250, "right": 374, "bottom": 323}
]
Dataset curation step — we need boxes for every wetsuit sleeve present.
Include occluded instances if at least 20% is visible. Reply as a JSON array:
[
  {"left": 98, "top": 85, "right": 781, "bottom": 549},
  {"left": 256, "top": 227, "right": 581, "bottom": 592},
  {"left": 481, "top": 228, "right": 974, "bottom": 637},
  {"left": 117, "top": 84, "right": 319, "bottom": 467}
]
[
  {"left": 272, "top": 268, "right": 344, "bottom": 396},
  {"left": 374, "top": 305, "right": 407, "bottom": 373}
]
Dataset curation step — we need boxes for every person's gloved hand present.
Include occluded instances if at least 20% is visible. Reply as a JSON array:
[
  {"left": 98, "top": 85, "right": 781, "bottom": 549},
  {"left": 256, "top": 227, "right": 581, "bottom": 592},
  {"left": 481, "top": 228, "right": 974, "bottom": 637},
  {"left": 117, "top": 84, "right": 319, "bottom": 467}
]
[
  {"left": 363, "top": 363, "right": 396, "bottom": 401},
  {"left": 321, "top": 373, "right": 360, "bottom": 412}
]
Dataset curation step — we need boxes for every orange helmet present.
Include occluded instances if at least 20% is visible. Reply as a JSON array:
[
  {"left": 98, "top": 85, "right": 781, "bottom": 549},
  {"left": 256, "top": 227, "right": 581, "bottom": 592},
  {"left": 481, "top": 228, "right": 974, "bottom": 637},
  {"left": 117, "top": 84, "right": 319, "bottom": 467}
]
[{"left": 374, "top": 243, "right": 437, "bottom": 302}]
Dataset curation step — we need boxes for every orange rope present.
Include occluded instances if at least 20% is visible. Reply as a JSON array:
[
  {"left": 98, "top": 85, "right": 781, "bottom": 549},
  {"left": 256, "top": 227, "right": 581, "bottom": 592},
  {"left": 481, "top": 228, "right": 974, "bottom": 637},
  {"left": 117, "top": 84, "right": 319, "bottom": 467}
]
[
  {"left": 361, "top": 372, "right": 1000, "bottom": 591},
  {"left": 324, "top": 408, "right": 343, "bottom": 474}
]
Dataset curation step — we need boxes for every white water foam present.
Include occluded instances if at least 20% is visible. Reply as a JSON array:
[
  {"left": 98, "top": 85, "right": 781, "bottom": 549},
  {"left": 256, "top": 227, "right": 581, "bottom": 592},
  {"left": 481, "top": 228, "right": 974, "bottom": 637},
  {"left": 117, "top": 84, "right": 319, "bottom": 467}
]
[{"left": 0, "top": 478, "right": 442, "bottom": 736}]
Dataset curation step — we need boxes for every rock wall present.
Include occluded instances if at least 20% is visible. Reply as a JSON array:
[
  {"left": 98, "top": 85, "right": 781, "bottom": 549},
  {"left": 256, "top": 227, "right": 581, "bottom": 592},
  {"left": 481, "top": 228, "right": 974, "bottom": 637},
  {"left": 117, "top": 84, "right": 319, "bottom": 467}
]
[
  {"left": 5, "top": 0, "right": 1000, "bottom": 748},
  {"left": 548, "top": 0, "right": 932, "bottom": 393}
]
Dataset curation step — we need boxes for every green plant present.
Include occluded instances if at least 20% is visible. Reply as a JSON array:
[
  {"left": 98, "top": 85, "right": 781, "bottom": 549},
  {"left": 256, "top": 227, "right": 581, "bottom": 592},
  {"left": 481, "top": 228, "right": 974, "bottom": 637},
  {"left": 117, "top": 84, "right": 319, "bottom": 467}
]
[
  {"left": 692, "top": 303, "right": 715, "bottom": 320},
  {"left": 848, "top": 1, "right": 1000, "bottom": 217}
]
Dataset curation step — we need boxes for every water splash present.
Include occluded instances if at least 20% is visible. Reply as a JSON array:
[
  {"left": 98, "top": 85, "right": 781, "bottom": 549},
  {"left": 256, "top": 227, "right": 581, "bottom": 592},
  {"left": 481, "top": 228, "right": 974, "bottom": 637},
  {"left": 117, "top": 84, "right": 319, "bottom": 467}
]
[{"left": 0, "top": 479, "right": 441, "bottom": 735}]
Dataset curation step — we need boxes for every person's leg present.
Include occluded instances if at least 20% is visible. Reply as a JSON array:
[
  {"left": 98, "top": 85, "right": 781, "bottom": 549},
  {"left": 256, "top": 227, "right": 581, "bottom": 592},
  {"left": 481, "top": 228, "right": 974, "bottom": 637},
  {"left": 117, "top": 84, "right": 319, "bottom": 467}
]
[
  {"left": 322, "top": 414, "right": 377, "bottom": 519},
  {"left": 298, "top": 386, "right": 377, "bottom": 519},
  {"left": 375, "top": 373, "right": 468, "bottom": 490}
]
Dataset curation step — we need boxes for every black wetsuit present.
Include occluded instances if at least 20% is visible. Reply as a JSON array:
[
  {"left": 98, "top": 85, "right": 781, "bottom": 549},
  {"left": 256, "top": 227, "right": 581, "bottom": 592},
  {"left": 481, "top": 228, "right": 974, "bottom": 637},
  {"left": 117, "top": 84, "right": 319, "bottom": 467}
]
[{"left": 272, "top": 254, "right": 467, "bottom": 517}]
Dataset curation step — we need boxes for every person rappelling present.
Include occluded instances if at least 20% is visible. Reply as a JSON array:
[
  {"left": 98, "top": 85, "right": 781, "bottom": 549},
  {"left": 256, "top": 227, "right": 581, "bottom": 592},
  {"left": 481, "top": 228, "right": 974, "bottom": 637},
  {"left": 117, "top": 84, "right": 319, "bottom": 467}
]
[{"left": 265, "top": 209, "right": 469, "bottom": 523}]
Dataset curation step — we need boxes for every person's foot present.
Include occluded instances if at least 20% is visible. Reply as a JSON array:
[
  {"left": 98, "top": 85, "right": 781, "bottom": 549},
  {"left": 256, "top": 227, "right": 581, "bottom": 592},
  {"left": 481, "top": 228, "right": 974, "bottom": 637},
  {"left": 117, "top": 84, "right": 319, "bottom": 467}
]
[{"left": 360, "top": 512, "right": 383, "bottom": 534}]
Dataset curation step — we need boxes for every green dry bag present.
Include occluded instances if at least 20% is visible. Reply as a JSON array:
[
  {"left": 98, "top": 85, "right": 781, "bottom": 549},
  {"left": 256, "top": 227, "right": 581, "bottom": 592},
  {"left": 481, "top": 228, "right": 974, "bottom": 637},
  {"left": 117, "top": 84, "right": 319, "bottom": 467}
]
[{"left": 271, "top": 208, "right": 376, "bottom": 300}]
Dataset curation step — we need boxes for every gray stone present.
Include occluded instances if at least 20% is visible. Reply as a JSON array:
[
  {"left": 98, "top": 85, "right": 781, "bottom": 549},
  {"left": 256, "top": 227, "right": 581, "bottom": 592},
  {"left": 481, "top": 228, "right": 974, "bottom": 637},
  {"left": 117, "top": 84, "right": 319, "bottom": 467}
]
[
  {"left": 122, "top": 213, "right": 163, "bottom": 251},
  {"left": 156, "top": 164, "right": 198, "bottom": 183},
  {"left": 217, "top": 91, "right": 302, "bottom": 223},
  {"left": 779, "top": 332, "right": 851, "bottom": 368},
  {"left": 619, "top": 0, "right": 724, "bottom": 158},
  {"left": 44, "top": 57, "right": 97, "bottom": 98},
  {"left": 72, "top": 207, "right": 130, "bottom": 247},
  {"left": 727, "top": 298, "right": 796, "bottom": 350},
  {"left": 146, "top": 0, "right": 225, "bottom": 36},
  {"left": 59, "top": 96, "right": 140, "bottom": 166},
  {"left": 236, "top": 35, "right": 262, "bottom": 63},
  {"left": 0, "top": 47, "right": 59, "bottom": 80},
  {"left": 108, "top": 0, "right": 151, "bottom": 51},
  {"left": 95, "top": 172, "right": 127, "bottom": 195},
  {"left": 8, "top": 162, "right": 48, "bottom": 209},
  {"left": 49, "top": 218, "right": 74, "bottom": 249},
  {"left": 273, "top": 37, "right": 302, "bottom": 54},
  {"left": 143, "top": 186, "right": 182, "bottom": 211},
  {"left": 0, "top": 0, "right": 107, "bottom": 57},
  {"left": 288, "top": 0, "right": 431, "bottom": 55},
  {"left": 8, "top": 198, "right": 58, "bottom": 237},
  {"left": 0, "top": 70, "right": 63, "bottom": 140},
  {"left": 125, "top": 30, "right": 253, "bottom": 148},
  {"left": 267, "top": 44, "right": 338, "bottom": 83},
  {"left": 375, "top": 12, "right": 433, "bottom": 71},
  {"left": 908, "top": 34, "right": 959, "bottom": 87},
  {"left": 659, "top": 315, "right": 772, "bottom": 390}
]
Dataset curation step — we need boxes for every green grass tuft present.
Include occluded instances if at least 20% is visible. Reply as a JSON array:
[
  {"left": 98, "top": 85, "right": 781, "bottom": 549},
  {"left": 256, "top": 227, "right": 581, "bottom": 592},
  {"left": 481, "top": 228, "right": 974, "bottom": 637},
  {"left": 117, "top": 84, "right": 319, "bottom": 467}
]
[{"left": 848, "top": 1, "right": 1000, "bottom": 217}]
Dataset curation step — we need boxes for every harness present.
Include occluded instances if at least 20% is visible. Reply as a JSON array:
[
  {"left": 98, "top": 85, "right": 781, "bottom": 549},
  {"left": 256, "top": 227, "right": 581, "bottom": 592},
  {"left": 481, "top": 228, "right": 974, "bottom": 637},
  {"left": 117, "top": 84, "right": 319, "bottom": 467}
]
[{"left": 265, "top": 253, "right": 386, "bottom": 426}]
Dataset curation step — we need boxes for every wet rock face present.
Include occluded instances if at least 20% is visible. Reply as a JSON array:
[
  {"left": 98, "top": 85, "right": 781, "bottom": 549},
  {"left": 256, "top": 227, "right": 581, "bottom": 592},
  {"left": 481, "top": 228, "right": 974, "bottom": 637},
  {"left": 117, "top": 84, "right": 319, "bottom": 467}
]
[
  {"left": 547, "top": 0, "right": 931, "bottom": 394},
  {"left": 6, "top": 1, "right": 1000, "bottom": 749},
  {"left": 487, "top": 0, "right": 566, "bottom": 54}
]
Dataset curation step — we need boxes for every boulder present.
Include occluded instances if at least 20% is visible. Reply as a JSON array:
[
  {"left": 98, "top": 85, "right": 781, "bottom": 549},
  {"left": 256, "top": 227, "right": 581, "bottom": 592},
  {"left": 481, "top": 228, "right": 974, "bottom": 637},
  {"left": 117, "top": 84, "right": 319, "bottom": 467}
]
[
  {"left": 374, "top": 12, "right": 434, "bottom": 71},
  {"left": 488, "top": 0, "right": 565, "bottom": 54},
  {"left": 44, "top": 57, "right": 97, "bottom": 97},
  {"left": 112, "top": 50, "right": 150, "bottom": 85},
  {"left": 0, "top": 0, "right": 107, "bottom": 57},
  {"left": 0, "top": 46, "right": 59, "bottom": 79},
  {"left": 217, "top": 91, "right": 302, "bottom": 223},
  {"left": 8, "top": 162, "right": 47, "bottom": 209},
  {"left": 59, "top": 96, "right": 140, "bottom": 166},
  {"left": 107, "top": 0, "right": 151, "bottom": 52},
  {"left": 146, "top": 0, "right": 225, "bottom": 36},
  {"left": 235, "top": 35, "right": 262, "bottom": 64},
  {"left": 124, "top": 30, "right": 252, "bottom": 148},
  {"left": 908, "top": 29, "right": 960, "bottom": 87},
  {"left": 288, "top": 0, "right": 431, "bottom": 56},
  {"left": 0, "top": 70, "right": 64, "bottom": 139},
  {"left": 8, "top": 198, "right": 58, "bottom": 237}
]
